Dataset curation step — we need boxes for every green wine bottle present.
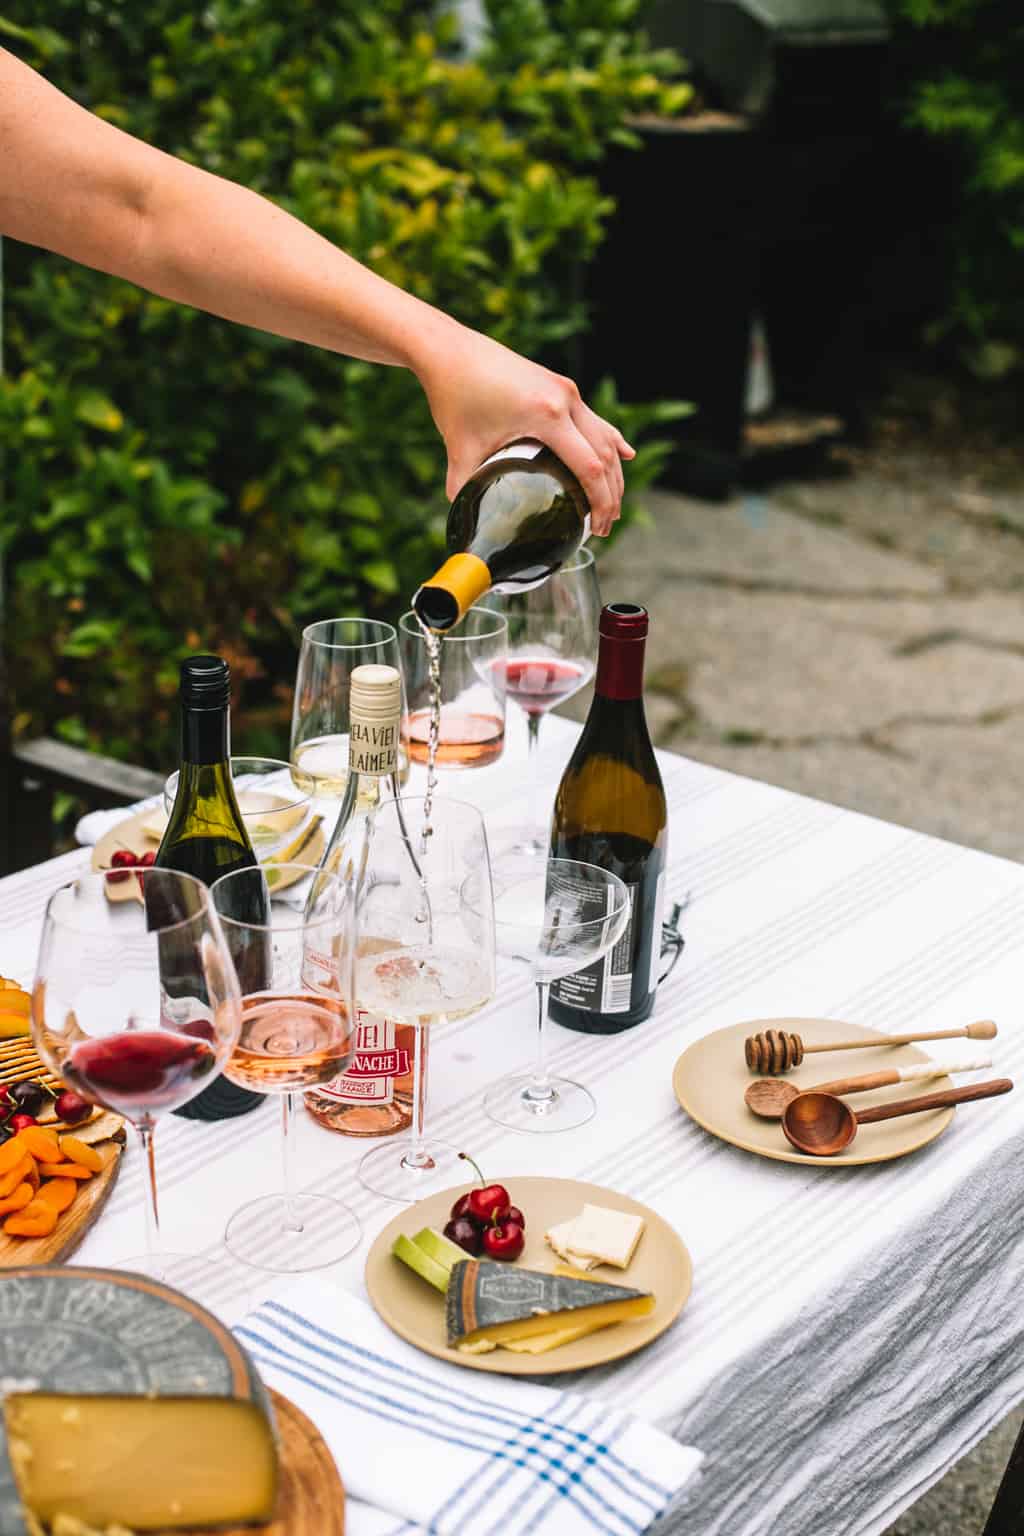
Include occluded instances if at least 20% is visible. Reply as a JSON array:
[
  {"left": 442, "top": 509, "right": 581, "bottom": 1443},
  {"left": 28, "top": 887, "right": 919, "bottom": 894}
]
[
  {"left": 549, "top": 604, "right": 668, "bottom": 1033},
  {"left": 412, "top": 441, "right": 590, "bottom": 631},
  {"left": 155, "top": 655, "right": 267, "bottom": 1119}
]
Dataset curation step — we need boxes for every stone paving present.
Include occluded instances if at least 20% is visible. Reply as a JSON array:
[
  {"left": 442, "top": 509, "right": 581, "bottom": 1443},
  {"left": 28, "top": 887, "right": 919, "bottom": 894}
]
[{"left": 588, "top": 441, "right": 1024, "bottom": 1534}]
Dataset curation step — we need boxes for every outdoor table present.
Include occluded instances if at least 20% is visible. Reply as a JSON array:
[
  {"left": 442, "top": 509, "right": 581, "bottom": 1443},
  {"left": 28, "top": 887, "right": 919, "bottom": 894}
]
[{"left": 1, "top": 713, "right": 1022, "bottom": 1536}]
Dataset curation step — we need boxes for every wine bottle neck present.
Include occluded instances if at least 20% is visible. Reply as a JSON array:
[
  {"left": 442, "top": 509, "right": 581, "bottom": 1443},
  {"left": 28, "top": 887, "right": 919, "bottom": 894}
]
[
  {"left": 181, "top": 704, "right": 229, "bottom": 767},
  {"left": 594, "top": 632, "right": 647, "bottom": 702}
]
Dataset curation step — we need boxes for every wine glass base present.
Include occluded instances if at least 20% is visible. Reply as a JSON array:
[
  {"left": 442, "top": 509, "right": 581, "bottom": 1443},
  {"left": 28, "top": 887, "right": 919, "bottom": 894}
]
[
  {"left": 224, "top": 1194, "right": 362, "bottom": 1272},
  {"left": 484, "top": 1073, "right": 596, "bottom": 1134},
  {"left": 111, "top": 1252, "right": 253, "bottom": 1325},
  {"left": 491, "top": 824, "right": 547, "bottom": 859},
  {"left": 358, "top": 1138, "right": 467, "bottom": 1202}
]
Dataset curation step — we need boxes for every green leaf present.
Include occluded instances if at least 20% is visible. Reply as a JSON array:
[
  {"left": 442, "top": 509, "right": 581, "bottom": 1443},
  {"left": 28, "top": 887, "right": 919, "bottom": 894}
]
[{"left": 75, "top": 392, "right": 124, "bottom": 433}]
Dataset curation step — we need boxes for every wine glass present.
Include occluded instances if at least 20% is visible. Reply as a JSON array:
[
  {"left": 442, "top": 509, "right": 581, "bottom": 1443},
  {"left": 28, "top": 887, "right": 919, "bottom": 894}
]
[
  {"left": 291, "top": 618, "right": 402, "bottom": 799},
  {"left": 474, "top": 855, "right": 630, "bottom": 1133},
  {"left": 164, "top": 757, "right": 316, "bottom": 862},
  {"left": 398, "top": 607, "right": 508, "bottom": 773},
  {"left": 355, "top": 796, "right": 495, "bottom": 1202},
  {"left": 481, "top": 546, "right": 600, "bottom": 855},
  {"left": 32, "top": 869, "right": 243, "bottom": 1289},
  {"left": 211, "top": 863, "right": 361, "bottom": 1270}
]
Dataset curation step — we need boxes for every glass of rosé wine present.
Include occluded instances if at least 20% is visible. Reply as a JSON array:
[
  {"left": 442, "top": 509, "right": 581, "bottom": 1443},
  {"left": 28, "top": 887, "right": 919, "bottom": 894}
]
[
  {"left": 211, "top": 863, "right": 360, "bottom": 1270},
  {"left": 398, "top": 607, "right": 508, "bottom": 772},
  {"left": 32, "top": 869, "right": 243, "bottom": 1303},
  {"left": 480, "top": 546, "right": 600, "bottom": 855}
]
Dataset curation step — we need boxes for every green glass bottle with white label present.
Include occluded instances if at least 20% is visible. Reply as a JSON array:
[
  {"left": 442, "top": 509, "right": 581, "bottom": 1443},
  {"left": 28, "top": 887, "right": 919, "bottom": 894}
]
[{"left": 548, "top": 604, "right": 668, "bottom": 1033}]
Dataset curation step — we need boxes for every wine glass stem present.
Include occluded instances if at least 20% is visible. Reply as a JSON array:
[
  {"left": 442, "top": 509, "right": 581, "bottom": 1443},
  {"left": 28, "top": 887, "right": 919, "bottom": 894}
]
[
  {"left": 280, "top": 1092, "right": 304, "bottom": 1233},
  {"left": 528, "top": 980, "right": 554, "bottom": 1100},
  {"left": 525, "top": 713, "right": 542, "bottom": 843},
  {"left": 136, "top": 1118, "right": 161, "bottom": 1262},
  {"left": 403, "top": 1019, "right": 433, "bottom": 1171}
]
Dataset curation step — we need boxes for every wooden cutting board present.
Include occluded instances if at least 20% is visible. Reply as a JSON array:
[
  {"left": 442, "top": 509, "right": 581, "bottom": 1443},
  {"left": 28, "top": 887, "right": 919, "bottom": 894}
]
[
  {"left": 177, "top": 1391, "right": 345, "bottom": 1536},
  {"left": 0, "top": 1038, "right": 126, "bottom": 1266}
]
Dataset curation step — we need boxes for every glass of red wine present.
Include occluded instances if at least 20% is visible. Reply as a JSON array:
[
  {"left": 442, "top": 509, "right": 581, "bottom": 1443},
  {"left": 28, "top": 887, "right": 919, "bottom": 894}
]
[
  {"left": 211, "top": 862, "right": 361, "bottom": 1269},
  {"left": 480, "top": 546, "right": 601, "bottom": 855},
  {"left": 32, "top": 869, "right": 243, "bottom": 1299}
]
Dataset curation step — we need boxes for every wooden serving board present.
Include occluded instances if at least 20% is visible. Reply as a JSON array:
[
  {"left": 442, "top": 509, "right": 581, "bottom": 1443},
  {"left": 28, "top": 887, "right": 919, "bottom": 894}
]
[
  {"left": 175, "top": 1391, "right": 345, "bottom": 1536},
  {"left": 0, "top": 1037, "right": 126, "bottom": 1266},
  {"left": 92, "top": 808, "right": 326, "bottom": 899}
]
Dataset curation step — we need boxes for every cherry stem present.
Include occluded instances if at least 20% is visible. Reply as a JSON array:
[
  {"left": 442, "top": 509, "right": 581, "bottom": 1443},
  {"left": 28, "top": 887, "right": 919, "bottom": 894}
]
[{"left": 458, "top": 1150, "right": 485, "bottom": 1187}]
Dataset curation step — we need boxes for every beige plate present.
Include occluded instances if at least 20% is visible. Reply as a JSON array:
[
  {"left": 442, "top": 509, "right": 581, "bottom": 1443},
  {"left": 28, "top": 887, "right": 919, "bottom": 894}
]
[
  {"left": 365, "top": 1177, "right": 692, "bottom": 1376},
  {"left": 92, "top": 807, "right": 325, "bottom": 897},
  {"left": 673, "top": 1017, "right": 955, "bottom": 1168}
]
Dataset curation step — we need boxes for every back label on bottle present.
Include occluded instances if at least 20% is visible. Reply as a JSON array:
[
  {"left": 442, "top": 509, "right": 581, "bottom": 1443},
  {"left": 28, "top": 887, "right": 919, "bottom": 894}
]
[
  {"left": 316, "top": 1009, "right": 409, "bottom": 1105},
  {"left": 550, "top": 880, "right": 638, "bottom": 1016}
]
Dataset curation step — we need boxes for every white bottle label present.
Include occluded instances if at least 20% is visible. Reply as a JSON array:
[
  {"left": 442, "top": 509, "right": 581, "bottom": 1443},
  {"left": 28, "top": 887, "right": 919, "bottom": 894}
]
[
  {"left": 479, "top": 441, "right": 543, "bottom": 470},
  {"left": 316, "top": 1009, "right": 409, "bottom": 1105}
]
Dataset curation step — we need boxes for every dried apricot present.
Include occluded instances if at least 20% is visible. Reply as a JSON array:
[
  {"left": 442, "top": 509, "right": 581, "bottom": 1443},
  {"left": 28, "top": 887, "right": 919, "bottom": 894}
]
[
  {"left": 19, "top": 1127, "right": 64, "bottom": 1164},
  {"left": 0, "top": 1134, "right": 26, "bottom": 1176},
  {"left": 36, "top": 1178, "right": 77, "bottom": 1213},
  {"left": 58, "top": 1136, "right": 103, "bottom": 1174},
  {"left": 0, "top": 1184, "right": 33, "bottom": 1216},
  {"left": 39, "top": 1162, "right": 92, "bottom": 1181},
  {"left": 0, "top": 1154, "right": 34, "bottom": 1199},
  {"left": 4, "top": 1199, "right": 59, "bottom": 1237}
]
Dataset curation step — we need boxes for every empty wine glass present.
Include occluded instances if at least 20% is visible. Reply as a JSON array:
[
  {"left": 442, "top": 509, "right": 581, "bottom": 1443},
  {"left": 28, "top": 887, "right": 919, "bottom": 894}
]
[
  {"left": 398, "top": 607, "right": 508, "bottom": 772},
  {"left": 291, "top": 618, "right": 402, "bottom": 799},
  {"left": 355, "top": 796, "right": 496, "bottom": 1201},
  {"left": 212, "top": 863, "right": 360, "bottom": 1270},
  {"left": 164, "top": 757, "right": 316, "bottom": 862},
  {"left": 481, "top": 546, "right": 600, "bottom": 854},
  {"left": 32, "top": 869, "right": 243, "bottom": 1293},
  {"left": 473, "top": 855, "right": 629, "bottom": 1132}
]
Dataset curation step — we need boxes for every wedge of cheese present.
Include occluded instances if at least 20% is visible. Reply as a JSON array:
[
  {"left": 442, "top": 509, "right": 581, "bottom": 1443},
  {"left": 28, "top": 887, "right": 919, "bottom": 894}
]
[
  {"left": 0, "top": 1266, "right": 277, "bottom": 1534},
  {"left": 446, "top": 1260, "right": 654, "bottom": 1350}
]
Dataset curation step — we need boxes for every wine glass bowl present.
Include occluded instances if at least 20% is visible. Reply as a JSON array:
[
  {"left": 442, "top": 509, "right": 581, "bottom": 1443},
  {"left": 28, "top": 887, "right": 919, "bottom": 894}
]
[
  {"left": 31, "top": 870, "right": 243, "bottom": 1295},
  {"left": 398, "top": 608, "right": 508, "bottom": 771},
  {"left": 481, "top": 546, "right": 600, "bottom": 855},
  {"left": 291, "top": 618, "right": 402, "bottom": 798},
  {"left": 211, "top": 863, "right": 361, "bottom": 1271},
  {"left": 355, "top": 796, "right": 496, "bottom": 1201},
  {"left": 163, "top": 757, "right": 315, "bottom": 863},
  {"left": 477, "top": 856, "right": 630, "bottom": 1133}
]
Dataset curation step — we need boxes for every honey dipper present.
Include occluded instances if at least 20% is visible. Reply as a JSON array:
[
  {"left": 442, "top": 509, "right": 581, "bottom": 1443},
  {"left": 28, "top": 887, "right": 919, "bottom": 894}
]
[{"left": 744, "top": 1019, "right": 997, "bottom": 1075}]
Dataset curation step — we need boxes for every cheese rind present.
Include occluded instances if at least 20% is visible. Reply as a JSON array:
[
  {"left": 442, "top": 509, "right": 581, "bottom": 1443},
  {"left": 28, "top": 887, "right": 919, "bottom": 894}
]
[
  {"left": 446, "top": 1260, "right": 654, "bottom": 1348},
  {"left": 0, "top": 1267, "right": 277, "bottom": 1536}
]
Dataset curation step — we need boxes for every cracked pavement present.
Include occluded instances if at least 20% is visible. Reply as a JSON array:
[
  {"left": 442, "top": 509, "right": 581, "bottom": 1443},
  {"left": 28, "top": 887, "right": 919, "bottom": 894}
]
[{"left": 583, "top": 443, "right": 1024, "bottom": 1534}]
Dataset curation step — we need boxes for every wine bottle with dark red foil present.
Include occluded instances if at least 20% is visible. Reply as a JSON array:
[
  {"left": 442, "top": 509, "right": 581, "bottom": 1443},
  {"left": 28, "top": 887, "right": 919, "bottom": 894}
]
[
  {"left": 412, "top": 440, "right": 590, "bottom": 631},
  {"left": 548, "top": 604, "right": 668, "bottom": 1033},
  {"left": 155, "top": 656, "right": 268, "bottom": 1119}
]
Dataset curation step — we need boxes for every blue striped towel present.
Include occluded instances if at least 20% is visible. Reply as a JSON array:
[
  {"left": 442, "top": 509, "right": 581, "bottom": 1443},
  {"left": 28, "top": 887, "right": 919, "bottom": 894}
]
[{"left": 236, "top": 1278, "right": 703, "bottom": 1536}]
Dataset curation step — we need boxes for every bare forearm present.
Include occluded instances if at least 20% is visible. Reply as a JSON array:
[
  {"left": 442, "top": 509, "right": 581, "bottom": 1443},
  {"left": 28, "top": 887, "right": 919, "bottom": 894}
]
[{"left": 0, "top": 46, "right": 454, "bottom": 374}]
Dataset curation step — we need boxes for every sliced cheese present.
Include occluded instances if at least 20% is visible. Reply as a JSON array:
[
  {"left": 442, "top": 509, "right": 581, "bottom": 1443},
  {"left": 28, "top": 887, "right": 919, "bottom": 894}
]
[
  {"left": 548, "top": 1204, "right": 646, "bottom": 1270},
  {"left": 446, "top": 1260, "right": 654, "bottom": 1349},
  {"left": 501, "top": 1319, "right": 615, "bottom": 1355},
  {"left": 0, "top": 1266, "right": 277, "bottom": 1535},
  {"left": 544, "top": 1217, "right": 599, "bottom": 1270}
]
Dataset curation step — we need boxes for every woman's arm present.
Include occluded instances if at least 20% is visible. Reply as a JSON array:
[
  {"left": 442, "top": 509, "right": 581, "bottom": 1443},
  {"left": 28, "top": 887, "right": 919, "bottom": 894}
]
[{"left": 0, "top": 47, "right": 631, "bottom": 529}]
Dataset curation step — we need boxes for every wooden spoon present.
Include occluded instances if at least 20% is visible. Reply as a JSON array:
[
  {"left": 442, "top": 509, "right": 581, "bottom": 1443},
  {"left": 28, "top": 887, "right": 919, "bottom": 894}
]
[
  {"left": 745, "top": 1019, "right": 997, "bottom": 1074},
  {"left": 781, "top": 1077, "right": 1013, "bottom": 1157},
  {"left": 744, "top": 1055, "right": 993, "bottom": 1119}
]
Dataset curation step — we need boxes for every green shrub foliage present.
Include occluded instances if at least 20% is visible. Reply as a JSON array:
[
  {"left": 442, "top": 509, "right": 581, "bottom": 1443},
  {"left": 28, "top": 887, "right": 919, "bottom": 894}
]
[
  {"left": 0, "top": 2, "right": 690, "bottom": 764},
  {"left": 886, "top": 0, "right": 1024, "bottom": 375}
]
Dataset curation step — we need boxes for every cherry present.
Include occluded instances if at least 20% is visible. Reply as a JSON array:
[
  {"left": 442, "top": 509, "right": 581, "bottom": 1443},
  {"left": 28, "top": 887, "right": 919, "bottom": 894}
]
[
  {"left": 449, "top": 1192, "right": 476, "bottom": 1222},
  {"left": 482, "top": 1220, "right": 525, "bottom": 1262},
  {"left": 443, "top": 1216, "right": 483, "bottom": 1257},
  {"left": 110, "top": 849, "right": 138, "bottom": 868},
  {"left": 0, "top": 1085, "right": 10, "bottom": 1106},
  {"left": 106, "top": 868, "right": 132, "bottom": 884},
  {"left": 10, "top": 1081, "right": 45, "bottom": 1116},
  {"left": 468, "top": 1185, "right": 511, "bottom": 1226},
  {"left": 10, "top": 1113, "right": 37, "bottom": 1133},
  {"left": 136, "top": 851, "right": 157, "bottom": 867},
  {"left": 54, "top": 1090, "right": 91, "bottom": 1125},
  {"left": 507, "top": 1206, "right": 525, "bottom": 1228}
]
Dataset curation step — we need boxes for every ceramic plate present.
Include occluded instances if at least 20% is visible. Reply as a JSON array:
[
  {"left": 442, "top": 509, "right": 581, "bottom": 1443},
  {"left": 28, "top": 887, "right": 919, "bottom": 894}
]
[
  {"left": 365, "top": 1176, "right": 692, "bottom": 1375},
  {"left": 673, "top": 1017, "right": 955, "bottom": 1168}
]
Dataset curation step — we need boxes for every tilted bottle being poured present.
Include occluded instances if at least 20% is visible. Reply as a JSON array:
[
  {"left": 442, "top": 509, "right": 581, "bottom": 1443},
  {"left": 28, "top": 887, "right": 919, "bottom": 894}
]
[{"left": 412, "top": 440, "right": 590, "bottom": 631}]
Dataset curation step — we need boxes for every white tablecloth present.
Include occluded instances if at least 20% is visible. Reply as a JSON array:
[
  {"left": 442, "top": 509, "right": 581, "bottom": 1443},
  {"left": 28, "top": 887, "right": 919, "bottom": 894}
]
[{"left": 3, "top": 712, "right": 1023, "bottom": 1536}]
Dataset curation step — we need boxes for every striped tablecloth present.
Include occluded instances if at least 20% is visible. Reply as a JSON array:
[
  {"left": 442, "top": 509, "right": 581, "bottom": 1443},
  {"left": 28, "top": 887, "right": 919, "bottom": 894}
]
[{"left": 2, "top": 712, "right": 1023, "bottom": 1536}]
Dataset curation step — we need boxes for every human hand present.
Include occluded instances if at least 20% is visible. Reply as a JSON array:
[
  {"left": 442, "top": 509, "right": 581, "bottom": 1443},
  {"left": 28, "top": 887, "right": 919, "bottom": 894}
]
[{"left": 414, "top": 321, "right": 635, "bottom": 535}]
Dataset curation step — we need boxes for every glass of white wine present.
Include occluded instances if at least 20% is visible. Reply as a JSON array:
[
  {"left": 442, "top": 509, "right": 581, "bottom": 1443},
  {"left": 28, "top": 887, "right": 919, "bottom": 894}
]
[
  {"left": 163, "top": 756, "right": 316, "bottom": 863},
  {"left": 355, "top": 796, "right": 496, "bottom": 1202},
  {"left": 291, "top": 618, "right": 403, "bottom": 799},
  {"left": 211, "top": 863, "right": 362, "bottom": 1270}
]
